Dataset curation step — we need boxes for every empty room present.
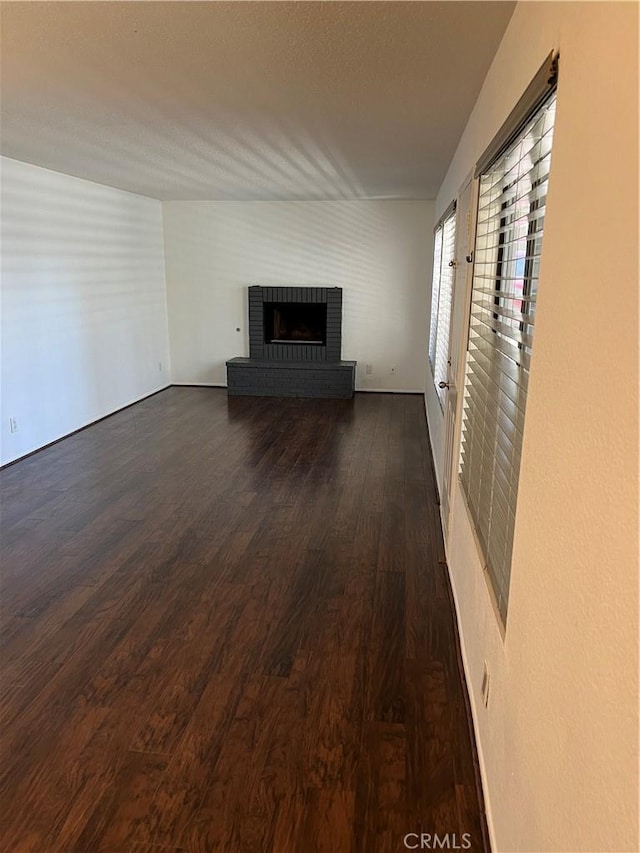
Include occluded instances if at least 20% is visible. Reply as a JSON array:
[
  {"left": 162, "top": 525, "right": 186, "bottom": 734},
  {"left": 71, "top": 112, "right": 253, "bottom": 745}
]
[{"left": 0, "top": 2, "right": 638, "bottom": 852}]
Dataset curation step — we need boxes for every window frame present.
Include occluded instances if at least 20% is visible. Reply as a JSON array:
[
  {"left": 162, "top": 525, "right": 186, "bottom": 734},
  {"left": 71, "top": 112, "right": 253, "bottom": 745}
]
[{"left": 460, "top": 84, "right": 558, "bottom": 625}]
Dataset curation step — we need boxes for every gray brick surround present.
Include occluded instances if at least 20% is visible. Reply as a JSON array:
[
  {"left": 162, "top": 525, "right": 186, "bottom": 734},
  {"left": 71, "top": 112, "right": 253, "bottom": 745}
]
[
  {"left": 248, "top": 286, "right": 342, "bottom": 362},
  {"left": 226, "top": 358, "right": 356, "bottom": 399},
  {"left": 226, "top": 286, "right": 356, "bottom": 399}
]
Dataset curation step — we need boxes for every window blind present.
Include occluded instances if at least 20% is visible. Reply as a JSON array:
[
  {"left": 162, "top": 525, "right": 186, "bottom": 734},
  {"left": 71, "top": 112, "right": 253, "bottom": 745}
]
[
  {"left": 460, "top": 89, "right": 557, "bottom": 622},
  {"left": 433, "top": 213, "right": 457, "bottom": 407},
  {"left": 428, "top": 225, "right": 443, "bottom": 369},
  {"left": 429, "top": 205, "right": 457, "bottom": 408}
]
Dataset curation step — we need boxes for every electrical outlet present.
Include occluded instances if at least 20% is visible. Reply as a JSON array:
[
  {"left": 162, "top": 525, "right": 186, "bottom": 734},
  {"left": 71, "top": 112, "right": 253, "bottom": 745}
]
[
  {"left": 365, "top": 364, "right": 373, "bottom": 375},
  {"left": 481, "top": 661, "right": 491, "bottom": 708},
  {"left": 9, "top": 417, "right": 18, "bottom": 434}
]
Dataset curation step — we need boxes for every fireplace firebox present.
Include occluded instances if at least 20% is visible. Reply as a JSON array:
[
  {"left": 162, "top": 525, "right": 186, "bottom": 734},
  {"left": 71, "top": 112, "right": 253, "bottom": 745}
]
[{"left": 263, "top": 302, "right": 327, "bottom": 345}]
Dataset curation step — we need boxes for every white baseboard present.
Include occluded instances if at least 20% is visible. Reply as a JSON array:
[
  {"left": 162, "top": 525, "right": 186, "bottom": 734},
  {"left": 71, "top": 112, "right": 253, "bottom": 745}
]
[
  {"left": 446, "top": 562, "right": 496, "bottom": 852},
  {"left": 356, "top": 387, "right": 424, "bottom": 394},
  {"left": 426, "top": 389, "right": 494, "bottom": 848},
  {"left": 423, "top": 393, "right": 442, "bottom": 503},
  {"left": 1, "top": 383, "right": 171, "bottom": 467},
  {"left": 170, "top": 383, "right": 425, "bottom": 395},
  {"left": 171, "top": 382, "right": 227, "bottom": 387}
]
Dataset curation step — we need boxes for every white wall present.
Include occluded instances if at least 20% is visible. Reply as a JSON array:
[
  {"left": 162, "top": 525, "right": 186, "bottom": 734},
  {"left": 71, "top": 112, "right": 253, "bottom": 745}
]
[
  {"left": 425, "top": 3, "right": 639, "bottom": 852},
  {"left": 1, "top": 157, "right": 170, "bottom": 465},
  {"left": 162, "top": 200, "right": 433, "bottom": 392}
]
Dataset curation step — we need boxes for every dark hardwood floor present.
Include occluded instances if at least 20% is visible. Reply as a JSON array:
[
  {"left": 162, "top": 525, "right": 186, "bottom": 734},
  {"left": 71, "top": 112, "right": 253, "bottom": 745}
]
[{"left": 0, "top": 387, "right": 488, "bottom": 852}]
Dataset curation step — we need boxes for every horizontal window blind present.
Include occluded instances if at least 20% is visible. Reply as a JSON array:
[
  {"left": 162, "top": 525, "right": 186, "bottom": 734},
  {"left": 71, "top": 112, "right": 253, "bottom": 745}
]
[
  {"left": 433, "top": 213, "right": 457, "bottom": 407},
  {"left": 460, "top": 90, "right": 557, "bottom": 622},
  {"left": 429, "top": 205, "right": 457, "bottom": 408},
  {"left": 428, "top": 225, "right": 443, "bottom": 370}
]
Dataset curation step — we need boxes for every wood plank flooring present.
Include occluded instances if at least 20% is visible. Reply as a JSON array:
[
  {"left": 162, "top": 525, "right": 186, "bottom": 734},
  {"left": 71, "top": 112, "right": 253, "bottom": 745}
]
[{"left": 0, "top": 387, "right": 488, "bottom": 852}]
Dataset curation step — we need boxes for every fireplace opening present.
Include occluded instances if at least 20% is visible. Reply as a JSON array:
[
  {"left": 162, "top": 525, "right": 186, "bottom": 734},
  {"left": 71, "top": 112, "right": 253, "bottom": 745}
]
[{"left": 263, "top": 302, "right": 327, "bottom": 345}]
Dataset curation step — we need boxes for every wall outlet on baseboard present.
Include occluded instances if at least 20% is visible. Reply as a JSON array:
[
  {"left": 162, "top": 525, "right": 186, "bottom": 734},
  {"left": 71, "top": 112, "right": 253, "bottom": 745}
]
[
  {"left": 481, "top": 660, "right": 491, "bottom": 708},
  {"left": 365, "top": 364, "right": 373, "bottom": 375},
  {"left": 9, "top": 417, "right": 18, "bottom": 434}
]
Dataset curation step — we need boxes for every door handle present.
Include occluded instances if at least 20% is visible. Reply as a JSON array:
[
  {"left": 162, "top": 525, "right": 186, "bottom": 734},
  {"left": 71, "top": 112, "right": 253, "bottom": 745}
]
[{"left": 438, "top": 381, "right": 451, "bottom": 390}]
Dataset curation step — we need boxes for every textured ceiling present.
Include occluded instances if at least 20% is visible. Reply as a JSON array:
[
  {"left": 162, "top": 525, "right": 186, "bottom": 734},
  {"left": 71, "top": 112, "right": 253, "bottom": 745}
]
[{"left": 0, "top": 1, "right": 515, "bottom": 200}]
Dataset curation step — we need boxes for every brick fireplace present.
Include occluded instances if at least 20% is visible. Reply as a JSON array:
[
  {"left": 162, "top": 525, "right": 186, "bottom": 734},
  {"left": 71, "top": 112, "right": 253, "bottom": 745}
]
[{"left": 226, "top": 286, "right": 356, "bottom": 399}]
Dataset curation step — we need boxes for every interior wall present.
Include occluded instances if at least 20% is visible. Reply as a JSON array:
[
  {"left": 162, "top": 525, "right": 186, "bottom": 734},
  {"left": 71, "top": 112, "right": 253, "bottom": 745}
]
[
  {"left": 425, "top": 3, "right": 639, "bottom": 851},
  {"left": 162, "top": 200, "right": 433, "bottom": 392},
  {"left": 0, "top": 157, "right": 170, "bottom": 465}
]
